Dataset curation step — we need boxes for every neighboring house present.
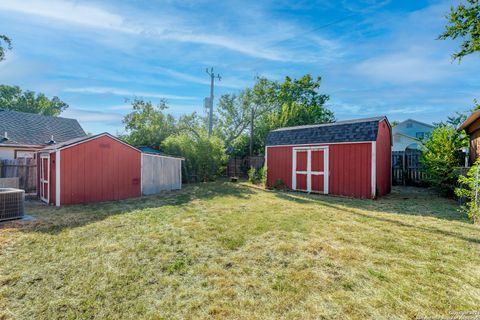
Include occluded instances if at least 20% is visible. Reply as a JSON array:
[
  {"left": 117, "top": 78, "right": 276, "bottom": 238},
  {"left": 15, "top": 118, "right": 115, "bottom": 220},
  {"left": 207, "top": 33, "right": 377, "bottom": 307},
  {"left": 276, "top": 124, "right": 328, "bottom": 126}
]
[
  {"left": 392, "top": 119, "right": 434, "bottom": 152},
  {"left": 0, "top": 109, "right": 86, "bottom": 160},
  {"left": 459, "top": 110, "right": 480, "bottom": 164}
]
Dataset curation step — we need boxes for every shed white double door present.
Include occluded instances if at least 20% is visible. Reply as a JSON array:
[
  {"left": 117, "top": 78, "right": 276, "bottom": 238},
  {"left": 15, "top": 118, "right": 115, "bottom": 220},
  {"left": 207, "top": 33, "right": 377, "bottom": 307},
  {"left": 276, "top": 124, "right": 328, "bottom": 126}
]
[{"left": 292, "top": 147, "right": 329, "bottom": 194}]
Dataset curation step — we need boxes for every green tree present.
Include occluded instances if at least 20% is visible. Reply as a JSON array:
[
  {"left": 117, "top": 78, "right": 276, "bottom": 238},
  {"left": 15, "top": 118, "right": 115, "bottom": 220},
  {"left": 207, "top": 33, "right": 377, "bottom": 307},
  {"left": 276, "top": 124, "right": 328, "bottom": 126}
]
[
  {"left": 216, "top": 92, "right": 251, "bottom": 149},
  {"left": 216, "top": 74, "right": 334, "bottom": 157},
  {"left": 123, "top": 99, "right": 177, "bottom": 149},
  {"left": 0, "top": 35, "right": 12, "bottom": 62},
  {"left": 421, "top": 124, "right": 469, "bottom": 196},
  {"left": 254, "top": 75, "right": 334, "bottom": 153},
  {"left": 268, "top": 75, "right": 333, "bottom": 128},
  {"left": 163, "top": 130, "right": 227, "bottom": 182},
  {"left": 0, "top": 85, "right": 69, "bottom": 116},
  {"left": 456, "top": 159, "right": 480, "bottom": 223},
  {"left": 438, "top": 0, "right": 480, "bottom": 61}
]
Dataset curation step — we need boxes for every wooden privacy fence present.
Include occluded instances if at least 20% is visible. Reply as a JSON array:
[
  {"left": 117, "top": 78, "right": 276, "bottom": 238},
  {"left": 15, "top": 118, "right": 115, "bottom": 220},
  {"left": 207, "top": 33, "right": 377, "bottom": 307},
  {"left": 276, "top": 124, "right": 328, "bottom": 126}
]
[
  {"left": 0, "top": 159, "right": 37, "bottom": 193},
  {"left": 226, "top": 156, "right": 265, "bottom": 177},
  {"left": 392, "top": 150, "right": 428, "bottom": 186}
]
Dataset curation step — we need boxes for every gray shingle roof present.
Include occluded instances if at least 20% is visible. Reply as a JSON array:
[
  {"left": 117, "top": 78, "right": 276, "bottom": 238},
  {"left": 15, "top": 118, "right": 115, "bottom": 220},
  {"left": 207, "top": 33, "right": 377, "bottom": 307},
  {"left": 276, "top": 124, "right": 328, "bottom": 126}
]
[
  {"left": 0, "top": 109, "right": 86, "bottom": 146},
  {"left": 266, "top": 116, "right": 388, "bottom": 146}
]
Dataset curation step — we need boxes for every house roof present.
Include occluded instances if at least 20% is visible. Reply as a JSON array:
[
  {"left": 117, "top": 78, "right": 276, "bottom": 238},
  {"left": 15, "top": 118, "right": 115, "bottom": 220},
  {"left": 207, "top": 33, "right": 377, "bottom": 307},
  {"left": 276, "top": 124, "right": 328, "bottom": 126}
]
[
  {"left": 459, "top": 110, "right": 480, "bottom": 131},
  {"left": 0, "top": 109, "right": 86, "bottom": 146},
  {"left": 41, "top": 132, "right": 140, "bottom": 152},
  {"left": 397, "top": 119, "right": 434, "bottom": 128},
  {"left": 266, "top": 116, "right": 389, "bottom": 146},
  {"left": 41, "top": 133, "right": 184, "bottom": 159},
  {"left": 393, "top": 132, "right": 421, "bottom": 142},
  {"left": 138, "top": 146, "right": 163, "bottom": 155}
]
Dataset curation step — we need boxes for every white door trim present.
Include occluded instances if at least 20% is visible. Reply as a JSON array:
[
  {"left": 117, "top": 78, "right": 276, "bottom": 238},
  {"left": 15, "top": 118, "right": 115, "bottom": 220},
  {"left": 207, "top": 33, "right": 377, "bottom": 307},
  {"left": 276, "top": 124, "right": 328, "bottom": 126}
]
[
  {"left": 292, "top": 146, "right": 329, "bottom": 194},
  {"left": 55, "top": 151, "right": 61, "bottom": 207},
  {"left": 371, "top": 141, "right": 376, "bottom": 199},
  {"left": 40, "top": 154, "right": 50, "bottom": 203}
]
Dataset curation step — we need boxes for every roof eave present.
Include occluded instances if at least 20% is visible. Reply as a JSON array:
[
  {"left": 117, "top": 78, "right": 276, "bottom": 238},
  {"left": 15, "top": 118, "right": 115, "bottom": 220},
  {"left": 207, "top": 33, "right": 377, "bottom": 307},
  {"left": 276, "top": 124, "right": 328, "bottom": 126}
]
[
  {"left": 0, "top": 143, "right": 45, "bottom": 148},
  {"left": 459, "top": 111, "right": 480, "bottom": 131}
]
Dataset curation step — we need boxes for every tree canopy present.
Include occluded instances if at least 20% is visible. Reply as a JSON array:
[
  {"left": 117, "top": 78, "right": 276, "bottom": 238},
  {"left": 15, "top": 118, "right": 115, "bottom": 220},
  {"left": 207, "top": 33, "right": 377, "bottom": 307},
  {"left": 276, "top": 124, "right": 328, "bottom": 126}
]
[
  {"left": 0, "top": 35, "right": 12, "bottom": 62},
  {"left": 122, "top": 99, "right": 177, "bottom": 150},
  {"left": 216, "top": 74, "right": 334, "bottom": 157},
  {"left": 0, "top": 85, "right": 69, "bottom": 116},
  {"left": 439, "top": 0, "right": 480, "bottom": 61},
  {"left": 421, "top": 122, "right": 469, "bottom": 196}
]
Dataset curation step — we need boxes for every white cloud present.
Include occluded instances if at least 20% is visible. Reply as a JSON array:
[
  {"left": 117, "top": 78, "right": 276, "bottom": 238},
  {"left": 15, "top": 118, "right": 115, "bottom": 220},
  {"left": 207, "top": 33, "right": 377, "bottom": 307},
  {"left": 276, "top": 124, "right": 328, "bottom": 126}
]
[
  {"left": 64, "top": 87, "right": 198, "bottom": 100},
  {"left": 0, "top": 0, "right": 339, "bottom": 62},
  {"left": 387, "top": 106, "right": 431, "bottom": 114},
  {"left": 62, "top": 108, "right": 124, "bottom": 123},
  {"left": 353, "top": 53, "right": 452, "bottom": 83},
  {"left": 0, "top": 0, "right": 138, "bottom": 33},
  {"left": 155, "top": 67, "right": 251, "bottom": 89}
]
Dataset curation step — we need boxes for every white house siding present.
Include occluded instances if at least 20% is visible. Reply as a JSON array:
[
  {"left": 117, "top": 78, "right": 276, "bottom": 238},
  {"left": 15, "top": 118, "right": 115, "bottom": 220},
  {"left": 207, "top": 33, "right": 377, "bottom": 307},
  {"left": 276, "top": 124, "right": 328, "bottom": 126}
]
[
  {"left": 0, "top": 147, "right": 15, "bottom": 160},
  {"left": 0, "top": 146, "right": 39, "bottom": 160},
  {"left": 392, "top": 120, "right": 433, "bottom": 152},
  {"left": 141, "top": 154, "right": 182, "bottom": 195},
  {"left": 392, "top": 134, "right": 420, "bottom": 152}
]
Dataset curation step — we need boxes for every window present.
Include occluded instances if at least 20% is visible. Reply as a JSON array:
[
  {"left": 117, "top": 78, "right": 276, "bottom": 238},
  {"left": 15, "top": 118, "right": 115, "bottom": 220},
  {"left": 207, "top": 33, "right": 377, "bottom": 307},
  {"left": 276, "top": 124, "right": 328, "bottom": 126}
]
[
  {"left": 406, "top": 123, "right": 413, "bottom": 128},
  {"left": 416, "top": 132, "right": 425, "bottom": 139}
]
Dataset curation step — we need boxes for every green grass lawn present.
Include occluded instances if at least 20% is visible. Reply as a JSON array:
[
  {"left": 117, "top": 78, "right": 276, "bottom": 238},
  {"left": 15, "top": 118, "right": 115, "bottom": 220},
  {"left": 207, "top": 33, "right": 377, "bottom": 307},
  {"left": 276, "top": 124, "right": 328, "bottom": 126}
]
[{"left": 1, "top": 182, "right": 479, "bottom": 319}]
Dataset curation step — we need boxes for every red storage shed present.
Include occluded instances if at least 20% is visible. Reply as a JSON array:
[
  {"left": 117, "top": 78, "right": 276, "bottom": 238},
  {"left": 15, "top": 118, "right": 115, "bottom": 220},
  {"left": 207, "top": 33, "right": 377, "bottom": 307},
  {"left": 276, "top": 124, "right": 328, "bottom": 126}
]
[
  {"left": 38, "top": 133, "right": 141, "bottom": 206},
  {"left": 265, "top": 116, "right": 392, "bottom": 199}
]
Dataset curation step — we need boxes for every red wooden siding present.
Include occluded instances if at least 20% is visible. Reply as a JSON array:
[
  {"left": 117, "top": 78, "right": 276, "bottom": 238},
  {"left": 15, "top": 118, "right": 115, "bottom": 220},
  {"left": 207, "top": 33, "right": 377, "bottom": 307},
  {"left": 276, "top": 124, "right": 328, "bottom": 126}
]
[
  {"left": 59, "top": 135, "right": 141, "bottom": 205},
  {"left": 267, "top": 146, "right": 293, "bottom": 189},
  {"left": 328, "top": 143, "right": 372, "bottom": 198},
  {"left": 375, "top": 120, "right": 392, "bottom": 196},
  {"left": 267, "top": 143, "right": 373, "bottom": 199}
]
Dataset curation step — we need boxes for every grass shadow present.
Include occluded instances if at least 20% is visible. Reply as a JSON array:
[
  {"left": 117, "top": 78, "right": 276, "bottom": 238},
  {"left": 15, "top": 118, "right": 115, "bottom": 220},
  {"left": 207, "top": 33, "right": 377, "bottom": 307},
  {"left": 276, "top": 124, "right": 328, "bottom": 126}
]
[
  {"left": 273, "top": 188, "right": 480, "bottom": 245},
  {"left": 1, "top": 181, "right": 255, "bottom": 235}
]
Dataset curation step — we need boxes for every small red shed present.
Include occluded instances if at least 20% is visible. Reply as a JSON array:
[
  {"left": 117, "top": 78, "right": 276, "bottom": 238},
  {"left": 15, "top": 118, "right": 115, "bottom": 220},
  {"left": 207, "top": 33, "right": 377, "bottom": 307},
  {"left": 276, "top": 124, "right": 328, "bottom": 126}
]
[
  {"left": 265, "top": 116, "right": 392, "bottom": 199},
  {"left": 38, "top": 133, "right": 141, "bottom": 206}
]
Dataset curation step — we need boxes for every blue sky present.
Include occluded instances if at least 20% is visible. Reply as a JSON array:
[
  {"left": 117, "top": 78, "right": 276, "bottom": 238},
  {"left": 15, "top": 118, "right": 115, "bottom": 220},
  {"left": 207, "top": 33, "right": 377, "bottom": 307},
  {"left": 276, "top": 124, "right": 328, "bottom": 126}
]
[{"left": 0, "top": 0, "right": 478, "bottom": 134}]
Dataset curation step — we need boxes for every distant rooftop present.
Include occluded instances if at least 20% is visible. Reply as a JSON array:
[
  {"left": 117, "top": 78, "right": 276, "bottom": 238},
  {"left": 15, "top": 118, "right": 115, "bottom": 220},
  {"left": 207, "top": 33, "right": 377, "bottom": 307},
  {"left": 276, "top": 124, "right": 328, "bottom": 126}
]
[{"left": 0, "top": 109, "right": 86, "bottom": 146}]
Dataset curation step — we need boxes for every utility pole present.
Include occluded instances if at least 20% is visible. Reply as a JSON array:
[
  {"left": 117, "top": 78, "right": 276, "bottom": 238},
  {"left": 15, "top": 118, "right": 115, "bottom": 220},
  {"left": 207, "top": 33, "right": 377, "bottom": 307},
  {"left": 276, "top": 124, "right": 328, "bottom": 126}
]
[{"left": 206, "top": 67, "right": 221, "bottom": 137}]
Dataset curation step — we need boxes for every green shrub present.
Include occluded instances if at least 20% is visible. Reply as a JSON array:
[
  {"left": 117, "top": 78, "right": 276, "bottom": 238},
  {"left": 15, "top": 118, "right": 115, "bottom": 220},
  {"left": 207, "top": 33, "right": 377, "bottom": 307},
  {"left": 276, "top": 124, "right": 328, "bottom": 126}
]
[
  {"left": 248, "top": 166, "right": 267, "bottom": 185},
  {"left": 257, "top": 166, "right": 267, "bottom": 185},
  {"left": 248, "top": 166, "right": 257, "bottom": 184},
  {"left": 163, "top": 132, "right": 227, "bottom": 182},
  {"left": 456, "top": 160, "right": 480, "bottom": 223},
  {"left": 421, "top": 125, "right": 468, "bottom": 196}
]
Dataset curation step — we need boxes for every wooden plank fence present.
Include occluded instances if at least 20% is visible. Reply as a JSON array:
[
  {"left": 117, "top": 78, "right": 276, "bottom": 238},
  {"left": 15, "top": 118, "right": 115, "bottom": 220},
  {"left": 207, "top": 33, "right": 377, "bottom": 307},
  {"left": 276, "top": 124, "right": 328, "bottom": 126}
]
[
  {"left": 392, "top": 150, "right": 428, "bottom": 186},
  {"left": 0, "top": 159, "right": 37, "bottom": 193},
  {"left": 226, "top": 156, "right": 265, "bottom": 177}
]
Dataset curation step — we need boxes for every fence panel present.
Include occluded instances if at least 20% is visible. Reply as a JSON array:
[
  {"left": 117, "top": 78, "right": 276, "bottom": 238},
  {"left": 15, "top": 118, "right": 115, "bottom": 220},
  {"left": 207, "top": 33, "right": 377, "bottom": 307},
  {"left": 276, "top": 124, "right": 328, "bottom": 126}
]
[
  {"left": 226, "top": 156, "right": 265, "bottom": 178},
  {"left": 391, "top": 150, "right": 427, "bottom": 186},
  {"left": 0, "top": 159, "right": 37, "bottom": 193}
]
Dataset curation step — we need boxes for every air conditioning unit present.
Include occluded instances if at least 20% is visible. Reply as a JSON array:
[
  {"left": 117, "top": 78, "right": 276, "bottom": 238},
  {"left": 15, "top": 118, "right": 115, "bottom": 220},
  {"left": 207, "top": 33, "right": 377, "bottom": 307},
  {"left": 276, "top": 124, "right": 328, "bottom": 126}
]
[{"left": 0, "top": 188, "right": 25, "bottom": 222}]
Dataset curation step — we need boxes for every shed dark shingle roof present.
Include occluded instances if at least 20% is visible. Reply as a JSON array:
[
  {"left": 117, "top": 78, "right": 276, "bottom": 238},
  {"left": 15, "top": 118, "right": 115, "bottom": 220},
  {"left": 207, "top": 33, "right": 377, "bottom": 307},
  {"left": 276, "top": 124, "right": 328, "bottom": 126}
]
[
  {"left": 0, "top": 109, "right": 86, "bottom": 146},
  {"left": 266, "top": 116, "right": 388, "bottom": 146}
]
